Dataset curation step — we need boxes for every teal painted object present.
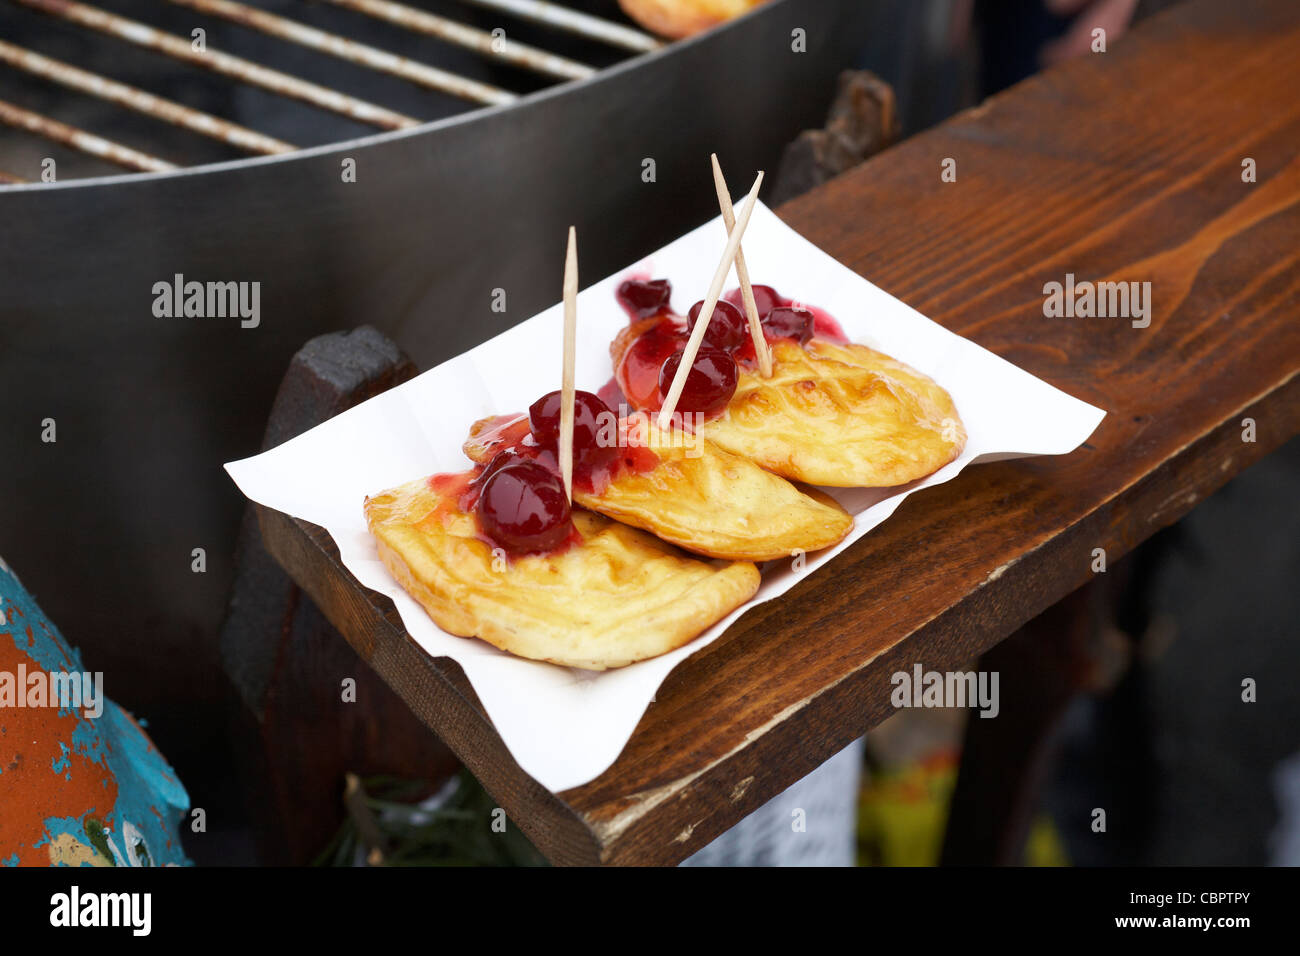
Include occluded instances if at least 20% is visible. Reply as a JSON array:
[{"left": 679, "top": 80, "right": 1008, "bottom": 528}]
[{"left": 0, "top": 557, "right": 191, "bottom": 866}]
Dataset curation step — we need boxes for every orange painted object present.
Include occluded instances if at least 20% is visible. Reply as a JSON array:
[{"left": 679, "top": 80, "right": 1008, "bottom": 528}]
[{"left": 0, "top": 559, "right": 189, "bottom": 867}]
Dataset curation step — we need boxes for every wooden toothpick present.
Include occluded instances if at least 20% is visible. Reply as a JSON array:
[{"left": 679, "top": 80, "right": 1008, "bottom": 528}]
[
  {"left": 712, "top": 154, "right": 772, "bottom": 378},
  {"left": 658, "top": 171, "right": 764, "bottom": 430},
  {"left": 560, "top": 226, "right": 578, "bottom": 502}
]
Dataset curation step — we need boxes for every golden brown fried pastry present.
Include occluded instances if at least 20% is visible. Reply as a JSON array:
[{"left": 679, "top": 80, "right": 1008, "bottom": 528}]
[
  {"left": 611, "top": 319, "right": 967, "bottom": 487},
  {"left": 465, "top": 416, "right": 852, "bottom": 561},
  {"left": 700, "top": 339, "right": 966, "bottom": 487},
  {"left": 618, "top": 0, "right": 769, "bottom": 38},
  {"left": 365, "top": 475, "right": 759, "bottom": 670}
]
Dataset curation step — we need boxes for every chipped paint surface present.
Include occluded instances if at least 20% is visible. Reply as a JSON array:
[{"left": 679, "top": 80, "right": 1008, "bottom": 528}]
[
  {"left": 46, "top": 832, "right": 112, "bottom": 867},
  {"left": 0, "top": 561, "right": 190, "bottom": 866}
]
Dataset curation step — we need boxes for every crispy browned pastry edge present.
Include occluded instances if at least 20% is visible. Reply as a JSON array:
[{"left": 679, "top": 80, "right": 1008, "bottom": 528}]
[
  {"left": 612, "top": 322, "right": 965, "bottom": 488},
  {"left": 365, "top": 479, "right": 761, "bottom": 670},
  {"left": 464, "top": 415, "right": 853, "bottom": 562}
]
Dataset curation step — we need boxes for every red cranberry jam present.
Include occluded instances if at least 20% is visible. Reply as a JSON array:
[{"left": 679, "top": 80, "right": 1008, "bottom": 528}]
[
  {"left": 616, "top": 280, "right": 848, "bottom": 415},
  {"left": 450, "top": 390, "right": 660, "bottom": 557}
]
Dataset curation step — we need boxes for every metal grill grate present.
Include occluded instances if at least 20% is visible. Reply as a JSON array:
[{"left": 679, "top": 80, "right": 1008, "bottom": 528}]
[{"left": 0, "top": 0, "right": 661, "bottom": 182}]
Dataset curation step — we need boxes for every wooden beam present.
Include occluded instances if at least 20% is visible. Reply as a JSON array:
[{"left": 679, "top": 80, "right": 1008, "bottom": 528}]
[{"left": 259, "top": 0, "right": 1300, "bottom": 864}]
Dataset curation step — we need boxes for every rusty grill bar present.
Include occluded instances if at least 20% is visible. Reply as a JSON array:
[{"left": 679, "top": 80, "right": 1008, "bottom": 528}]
[
  {"left": 315, "top": 0, "right": 596, "bottom": 81},
  {"left": 456, "top": 0, "right": 660, "bottom": 52},
  {"left": 0, "top": 39, "right": 295, "bottom": 156},
  {"left": 162, "top": 0, "right": 519, "bottom": 104},
  {"left": 0, "top": 97, "right": 177, "bottom": 172},
  {"left": 0, "top": 0, "right": 660, "bottom": 183},
  {"left": 13, "top": 0, "right": 421, "bottom": 130}
]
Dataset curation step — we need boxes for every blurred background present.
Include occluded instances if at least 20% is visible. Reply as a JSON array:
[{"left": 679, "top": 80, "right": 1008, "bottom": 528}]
[{"left": 2, "top": 0, "right": 1295, "bottom": 866}]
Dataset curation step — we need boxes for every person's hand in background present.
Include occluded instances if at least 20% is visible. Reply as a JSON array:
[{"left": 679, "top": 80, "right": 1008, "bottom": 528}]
[{"left": 1041, "top": 0, "right": 1140, "bottom": 65}]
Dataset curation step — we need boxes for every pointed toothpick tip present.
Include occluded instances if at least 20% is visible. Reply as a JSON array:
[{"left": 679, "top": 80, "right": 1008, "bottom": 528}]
[
  {"left": 658, "top": 170, "right": 764, "bottom": 429},
  {"left": 710, "top": 159, "right": 772, "bottom": 378}
]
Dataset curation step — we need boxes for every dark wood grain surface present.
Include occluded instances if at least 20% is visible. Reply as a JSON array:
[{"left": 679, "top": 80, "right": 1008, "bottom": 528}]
[{"left": 258, "top": 0, "right": 1300, "bottom": 865}]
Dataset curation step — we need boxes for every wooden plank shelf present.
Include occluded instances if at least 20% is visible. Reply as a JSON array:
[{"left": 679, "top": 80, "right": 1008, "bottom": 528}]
[{"left": 258, "top": 0, "right": 1300, "bottom": 865}]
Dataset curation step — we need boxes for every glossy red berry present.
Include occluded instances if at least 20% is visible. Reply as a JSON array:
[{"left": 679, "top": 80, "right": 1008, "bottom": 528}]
[
  {"left": 658, "top": 347, "right": 738, "bottom": 417},
  {"left": 762, "top": 305, "right": 815, "bottom": 345},
  {"left": 475, "top": 450, "right": 516, "bottom": 489},
  {"left": 745, "top": 285, "right": 786, "bottom": 319},
  {"left": 686, "top": 298, "right": 747, "bottom": 351},
  {"left": 616, "top": 278, "right": 672, "bottom": 319},
  {"left": 475, "top": 459, "right": 573, "bottom": 555},
  {"left": 528, "top": 390, "right": 614, "bottom": 453}
]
